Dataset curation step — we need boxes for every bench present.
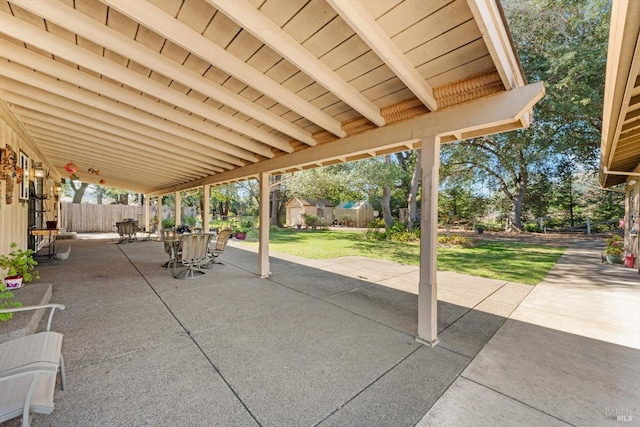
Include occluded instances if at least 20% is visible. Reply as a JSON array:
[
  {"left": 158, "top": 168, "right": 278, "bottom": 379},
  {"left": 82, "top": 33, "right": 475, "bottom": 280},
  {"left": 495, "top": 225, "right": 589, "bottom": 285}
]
[{"left": 0, "top": 304, "right": 66, "bottom": 427}]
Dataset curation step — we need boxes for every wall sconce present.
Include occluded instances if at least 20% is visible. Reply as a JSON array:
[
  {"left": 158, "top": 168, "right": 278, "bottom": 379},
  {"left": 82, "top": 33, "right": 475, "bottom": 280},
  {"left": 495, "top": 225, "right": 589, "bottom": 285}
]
[
  {"left": 629, "top": 179, "right": 637, "bottom": 186},
  {"left": 32, "top": 161, "right": 45, "bottom": 178},
  {"left": 55, "top": 181, "right": 63, "bottom": 193}
]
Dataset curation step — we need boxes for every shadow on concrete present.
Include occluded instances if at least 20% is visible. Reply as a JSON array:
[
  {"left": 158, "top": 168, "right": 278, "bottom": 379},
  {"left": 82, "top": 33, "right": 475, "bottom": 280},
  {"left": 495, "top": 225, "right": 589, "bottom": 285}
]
[{"left": 0, "top": 237, "right": 636, "bottom": 427}]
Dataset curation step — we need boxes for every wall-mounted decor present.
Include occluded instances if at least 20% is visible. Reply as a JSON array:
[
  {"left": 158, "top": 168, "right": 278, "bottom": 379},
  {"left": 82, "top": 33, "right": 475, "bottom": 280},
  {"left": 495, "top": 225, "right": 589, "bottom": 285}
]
[
  {"left": 19, "top": 151, "right": 29, "bottom": 201},
  {"left": 0, "top": 144, "right": 17, "bottom": 204}
]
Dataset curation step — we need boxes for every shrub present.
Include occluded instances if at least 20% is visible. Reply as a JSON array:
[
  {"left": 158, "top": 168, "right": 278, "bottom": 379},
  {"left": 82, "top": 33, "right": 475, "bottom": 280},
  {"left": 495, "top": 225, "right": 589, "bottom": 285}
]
[
  {"left": 524, "top": 223, "right": 540, "bottom": 233},
  {"left": 437, "top": 234, "right": 475, "bottom": 247},
  {"left": 162, "top": 219, "right": 175, "bottom": 229},
  {"left": 302, "top": 214, "right": 320, "bottom": 228}
]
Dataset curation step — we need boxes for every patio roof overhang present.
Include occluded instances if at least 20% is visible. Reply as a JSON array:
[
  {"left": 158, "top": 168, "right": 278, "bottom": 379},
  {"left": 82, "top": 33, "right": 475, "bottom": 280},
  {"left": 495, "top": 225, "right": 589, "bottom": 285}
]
[
  {"left": 0, "top": 0, "right": 540, "bottom": 195},
  {"left": 599, "top": 0, "right": 640, "bottom": 188}
]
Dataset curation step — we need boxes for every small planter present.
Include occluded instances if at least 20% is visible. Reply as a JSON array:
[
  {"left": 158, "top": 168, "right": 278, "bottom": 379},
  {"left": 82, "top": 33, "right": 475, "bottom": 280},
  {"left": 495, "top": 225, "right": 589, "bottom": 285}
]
[
  {"left": 234, "top": 232, "right": 247, "bottom": 240},
  {"left": 605, "top": 254, "right": 623, "bottom": 264},
  {"left": 4, "top": 275, "right": 23, "bottom": 289},
  {"left": 46, "top": 221, "right": 58, "bottom": 229}
]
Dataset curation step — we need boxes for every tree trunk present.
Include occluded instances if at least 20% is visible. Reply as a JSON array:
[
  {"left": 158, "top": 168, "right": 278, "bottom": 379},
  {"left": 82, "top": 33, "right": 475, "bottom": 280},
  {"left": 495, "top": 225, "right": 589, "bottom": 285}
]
[
  {"left": 407, "top": 149, "right": 421, "bottom": 230},
  {"left": 510, "top": 180, "right": 526, "bottom": 232},
  {"left": 71, "top": 182, "right": 89, "bottom": 203},
  {"left": 382, "top": 155, "right": 393, "bottom": 227},
  {"left": 270, "top": 176, "right": 280, "bottom": 226}
]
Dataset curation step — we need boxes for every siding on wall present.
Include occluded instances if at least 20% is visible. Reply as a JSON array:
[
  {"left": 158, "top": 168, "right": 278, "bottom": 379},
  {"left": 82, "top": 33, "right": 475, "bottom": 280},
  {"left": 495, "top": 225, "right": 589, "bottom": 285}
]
[{"left": 1, "top": 118, "right": 32, "bottom": 252}]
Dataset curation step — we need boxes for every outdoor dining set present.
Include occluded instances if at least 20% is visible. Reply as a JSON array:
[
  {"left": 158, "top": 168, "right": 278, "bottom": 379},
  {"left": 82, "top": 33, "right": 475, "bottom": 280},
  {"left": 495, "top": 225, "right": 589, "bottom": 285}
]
[{"left": 158, "top": 227, "right": 234, "bottom": 279}]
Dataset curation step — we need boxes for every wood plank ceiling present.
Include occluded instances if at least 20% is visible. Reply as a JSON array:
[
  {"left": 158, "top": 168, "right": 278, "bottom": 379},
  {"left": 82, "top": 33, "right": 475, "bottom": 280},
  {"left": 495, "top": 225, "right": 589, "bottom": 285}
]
[
  {"left": 600, "top": 0, "right": 640, "bottom": 187},
  {"left": 0, "top": 0, "right": 521, "bottom": 193}
]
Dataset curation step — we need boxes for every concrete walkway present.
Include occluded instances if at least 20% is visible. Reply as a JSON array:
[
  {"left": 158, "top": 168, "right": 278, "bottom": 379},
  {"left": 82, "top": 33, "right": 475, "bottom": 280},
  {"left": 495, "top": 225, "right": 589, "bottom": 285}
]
[
  {"left": 418, "top": 240, "right": 640, "bottom": 427},
  {"left": 1, "top": 237, "right": 638, "bottom": 426}
]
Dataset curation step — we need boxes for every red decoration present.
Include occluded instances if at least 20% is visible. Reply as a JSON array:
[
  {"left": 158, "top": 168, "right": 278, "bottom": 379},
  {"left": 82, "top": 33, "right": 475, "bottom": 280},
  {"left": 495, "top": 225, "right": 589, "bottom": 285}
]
[
  {"left": 99, "top": 179, "right": 106, "bottom": 185},
  {"left": 64, "top": 162, "right": 78, "bottom": 173}
]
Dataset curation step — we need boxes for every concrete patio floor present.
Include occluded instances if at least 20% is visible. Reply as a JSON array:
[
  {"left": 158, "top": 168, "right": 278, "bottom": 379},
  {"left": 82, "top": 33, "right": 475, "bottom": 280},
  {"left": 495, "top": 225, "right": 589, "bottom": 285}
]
[{"left": 1, "top": 236, "right": 638, "bottom": 426}]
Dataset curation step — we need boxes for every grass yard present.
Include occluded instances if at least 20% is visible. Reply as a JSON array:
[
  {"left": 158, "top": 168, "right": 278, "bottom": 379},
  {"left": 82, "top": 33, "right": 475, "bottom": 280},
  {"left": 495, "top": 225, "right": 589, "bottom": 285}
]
[{"left": 243, "top": 228, "right": 565, "bottom": 285}]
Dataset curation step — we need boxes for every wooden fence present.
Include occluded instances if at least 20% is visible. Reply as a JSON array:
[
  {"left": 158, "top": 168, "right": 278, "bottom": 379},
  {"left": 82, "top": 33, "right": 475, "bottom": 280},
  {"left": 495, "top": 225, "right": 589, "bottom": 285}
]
[{"left": 61, "top": 203, "right": 144, "bottom": 232}]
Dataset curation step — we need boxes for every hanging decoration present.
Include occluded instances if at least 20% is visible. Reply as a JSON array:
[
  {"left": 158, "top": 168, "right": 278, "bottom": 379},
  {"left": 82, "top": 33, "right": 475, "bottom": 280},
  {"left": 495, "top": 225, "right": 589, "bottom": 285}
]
[
  {"left": 88, "top": 167, "right": 100, "bottom": 175},
  {"left": 64, "top": 162, "right": 78, "bottom": 174},
  {"left": 99, "top": 179, "right": 106, "bottom": 185}
]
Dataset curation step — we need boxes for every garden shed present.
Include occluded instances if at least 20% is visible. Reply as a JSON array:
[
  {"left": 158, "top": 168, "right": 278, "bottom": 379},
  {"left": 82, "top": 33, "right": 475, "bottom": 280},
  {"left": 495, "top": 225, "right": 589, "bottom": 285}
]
[
  {"left": 335, "top": 201, "right": 374, "bottom": 228},
  {"left": 285, "top": 197, "right": 334, "bottom": 227}
]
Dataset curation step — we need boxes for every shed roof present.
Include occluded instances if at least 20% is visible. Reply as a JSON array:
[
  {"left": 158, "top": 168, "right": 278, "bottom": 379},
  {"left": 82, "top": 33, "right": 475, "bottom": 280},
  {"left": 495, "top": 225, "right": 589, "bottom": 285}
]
[
  {"left": 336, "top": 201, "right": 371, "bottom": 209},
  {"left": 286, "top": 197, "right": 334, "bottom": 208}
]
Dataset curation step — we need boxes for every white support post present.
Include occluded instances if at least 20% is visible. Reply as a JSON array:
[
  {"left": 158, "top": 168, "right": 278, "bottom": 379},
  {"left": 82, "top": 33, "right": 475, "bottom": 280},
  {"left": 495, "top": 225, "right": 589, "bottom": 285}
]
[
  {"left": 144, "top": 195, "right": 150, "bottom": 233},
  {"left": 157, "top": 194, "right": 164, "bottom": 233},
  {"left": 175, "top": 191, "right": 182, "bottom": 227},
  {"left": 203, "top": 184, "right": 210, "bottom": 233},
  {"left": 258, "top": 172, "right": 270, "bottom": 278},
  {"left": 587, "top": 216, "right": 591, "bottom": 235},
  {"left": 417, "top": 135, "right": 440, "bottom": 346}
]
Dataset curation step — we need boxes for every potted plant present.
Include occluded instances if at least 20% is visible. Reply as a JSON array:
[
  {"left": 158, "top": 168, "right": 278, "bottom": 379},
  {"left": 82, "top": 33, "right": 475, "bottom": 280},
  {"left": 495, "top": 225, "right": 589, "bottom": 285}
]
[
  {"left": 0, "top": 243, "right": 40, "bottom": 289},
  {"left": 0, "top": 281, "right": 22, "bottom": 321},
  {"left": 234, "top": 219, "right": 252, "bottom": 240},
  {"left": 604, "top": 235, "right": 624, "bottom": 264}
]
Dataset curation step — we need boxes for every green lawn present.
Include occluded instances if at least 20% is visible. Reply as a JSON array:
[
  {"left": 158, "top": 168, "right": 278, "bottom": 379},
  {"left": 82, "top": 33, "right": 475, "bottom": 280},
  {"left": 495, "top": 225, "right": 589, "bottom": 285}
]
[{"left": 242, "top": 229, "right": 565, "bottom": 285}]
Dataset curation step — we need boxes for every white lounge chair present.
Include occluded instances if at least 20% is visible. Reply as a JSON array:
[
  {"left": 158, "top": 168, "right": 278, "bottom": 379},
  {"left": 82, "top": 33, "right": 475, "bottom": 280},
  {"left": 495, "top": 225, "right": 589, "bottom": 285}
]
[{"left": 0, "top": 304, "right": 66, "bottom": 427}]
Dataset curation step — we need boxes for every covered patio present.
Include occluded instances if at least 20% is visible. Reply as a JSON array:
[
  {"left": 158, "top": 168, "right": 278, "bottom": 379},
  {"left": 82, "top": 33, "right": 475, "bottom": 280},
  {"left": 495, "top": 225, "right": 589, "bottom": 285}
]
[
  {"left": 0, "top": 0, "right": 544, "bottom": 345},
  {"left": 3, "top": 235, "right": 638, "bottom": 426}
]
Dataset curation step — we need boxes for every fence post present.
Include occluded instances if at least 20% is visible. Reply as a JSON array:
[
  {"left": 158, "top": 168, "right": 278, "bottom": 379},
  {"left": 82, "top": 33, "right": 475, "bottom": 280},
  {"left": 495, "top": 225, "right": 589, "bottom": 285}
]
[{"left": 587, "top": 217, "right": 591, "bottom": 235}]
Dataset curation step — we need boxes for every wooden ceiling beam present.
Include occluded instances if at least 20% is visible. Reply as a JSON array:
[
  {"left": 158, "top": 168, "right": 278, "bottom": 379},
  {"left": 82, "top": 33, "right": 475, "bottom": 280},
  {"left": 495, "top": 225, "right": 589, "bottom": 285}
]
[
  {"left": 0, "top": 40, "right": 269, "bottom": 160},
  {"left": 8, "top": 101, "right": 225, "bottom": 174},
  {"left": 326, "top": 0, "right": 438, "bottom": 112},
  {"left": 1, "top": 88, "right": 234, "bottom": 170},
  {"left": 26, "top": 127, "right": 207, "bottom": 179},
  {"left": 0, "top": 71, "right": 248, "bottom": 167},
  {"left": 466, "top": 0, "right": 524, "bottom": 90},
  {"left": 8, "top": 0, "right": 312, "bottom": 148},
  {"left": 101, "top": 0, "right": 343, "bottom": 140},
  {"left": 149, "top": 81, "right": 544, "bottom": 196},
  {"left": 34, "top": 143, "right": 192, "bottom": 184},
  {"left": 14, "top": 110, "right": 222, "bottom": 175},
  {"left": 0, "top": 10, "right": 292, "bottom": 153},
  {"left": 208, "top": 0, "right": 386, "bottom": 127}
]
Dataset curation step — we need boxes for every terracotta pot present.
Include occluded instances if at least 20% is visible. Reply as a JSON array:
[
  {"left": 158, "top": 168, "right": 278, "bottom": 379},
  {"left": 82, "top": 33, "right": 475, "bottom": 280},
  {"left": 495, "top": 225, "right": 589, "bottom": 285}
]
[{"left": 4, "top": 275, "right": 23, "bottom": 289}]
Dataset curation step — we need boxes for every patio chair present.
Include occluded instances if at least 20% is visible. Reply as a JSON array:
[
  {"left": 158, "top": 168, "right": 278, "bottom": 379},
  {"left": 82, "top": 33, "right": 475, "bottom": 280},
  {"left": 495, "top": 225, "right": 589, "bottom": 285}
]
[
  {"left": 173, "top": 233, "right": 215, "bottom": 279},
  {"left": 161, "top": 229, "right": 178, "bottom": 269},
  {"left": 202, "top": 228, "right": 233, "bottom": 268},
  {"left": 0, "top": 304, "right": 66, "bottom": 427},
  {"left": 116, "top": 221, "right": 137, "bottom": 243}
]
